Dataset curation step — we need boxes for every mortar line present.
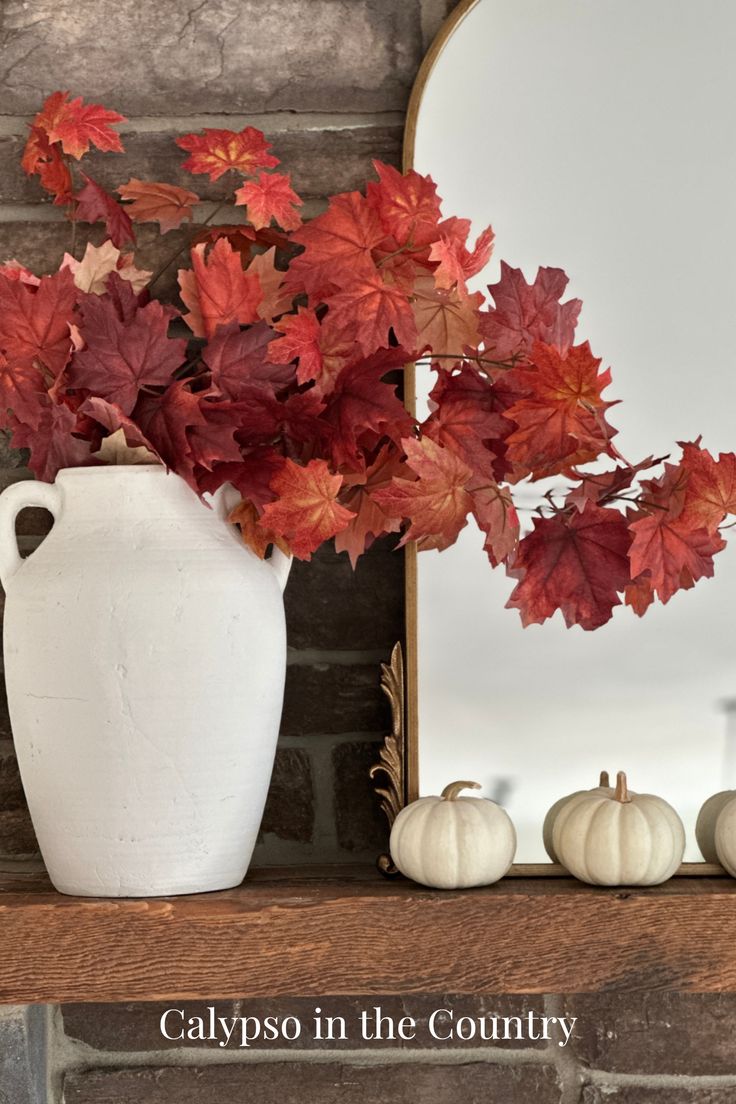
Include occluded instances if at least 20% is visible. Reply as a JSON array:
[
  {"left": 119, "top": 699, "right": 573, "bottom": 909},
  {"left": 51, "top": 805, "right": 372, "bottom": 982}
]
[
  {"left": 0, "top": 112, "right": 405, "bottom": 136},
  {"left": 543, "top": 994, "right": 584, "bottom": 1104},
  {"left": 52, "top": 1034, "right": 555, "bottom": 1075},
  {"left": 587, "top": 1068, "right": 736, "bottom": 1089}
]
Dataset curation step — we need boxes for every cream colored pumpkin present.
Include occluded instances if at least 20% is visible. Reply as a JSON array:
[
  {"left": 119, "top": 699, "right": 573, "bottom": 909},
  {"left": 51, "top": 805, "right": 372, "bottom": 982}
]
[
  {"left": 389, "top": 780, "right": 516, "bottom": 889},
  {"left": 713, "top": 795, "right": 736, "bottom": 876},
  {"left": 552, "top": 771, "right": 685, "bottom": 886},
  {"left": 696, "top": 791, "right": 735, "bottom": 864},
  {"left": 543, "top": 771, "right": 611, "bottom": 861}
]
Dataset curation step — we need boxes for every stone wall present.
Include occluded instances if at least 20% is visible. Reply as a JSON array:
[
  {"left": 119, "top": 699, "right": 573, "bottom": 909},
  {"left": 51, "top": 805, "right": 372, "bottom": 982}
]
[{"left": 2, "top": 2, "right": 736, "bottom": 1102}]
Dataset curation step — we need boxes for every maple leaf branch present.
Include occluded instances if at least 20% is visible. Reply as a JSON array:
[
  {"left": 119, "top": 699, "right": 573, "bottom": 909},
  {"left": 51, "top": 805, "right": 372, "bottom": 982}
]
[
  {"left": 64, "top": 153, "right": 79, "bottom": 258},
  {"left": 416, "top": 352, "right": 520, "bottom": 372}
]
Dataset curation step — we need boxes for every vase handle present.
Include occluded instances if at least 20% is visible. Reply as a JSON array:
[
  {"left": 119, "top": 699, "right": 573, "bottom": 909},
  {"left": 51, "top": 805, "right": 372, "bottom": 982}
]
[
  {"left": 216, "top": 483, "right": 292, "bottom": 593},
  {"left": 0, "top": 480, "right": 62, "bottom": 591}
]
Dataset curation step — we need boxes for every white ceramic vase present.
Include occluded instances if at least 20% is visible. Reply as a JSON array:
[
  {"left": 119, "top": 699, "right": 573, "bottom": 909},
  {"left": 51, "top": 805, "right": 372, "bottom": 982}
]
[{"left": 0, "top": 465, "right": 291, "bottom": 898}]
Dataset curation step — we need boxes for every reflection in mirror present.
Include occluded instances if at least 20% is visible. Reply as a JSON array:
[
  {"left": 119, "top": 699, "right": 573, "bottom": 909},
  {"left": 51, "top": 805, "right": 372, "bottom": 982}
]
[{"left": 411, "top": 0, "right": 736, "bottom": 862}]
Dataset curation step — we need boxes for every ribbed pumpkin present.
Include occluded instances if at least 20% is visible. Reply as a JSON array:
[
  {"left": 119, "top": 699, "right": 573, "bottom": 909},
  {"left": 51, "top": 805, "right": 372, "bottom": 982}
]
[
  {"left": 714, "top": 795, "right": 736, "bottom": 876},
  {"left": 542, "top": 771, "right": 611, "bottom": 862},
  {"left": 696, "top": 790, "right": 736, "bottom": 863},
  {"left": 389, "top": 780, "right": 516, "bottom": 889},
  {"left": 552, "top": 771, "right": 685, "bottom": 886}
]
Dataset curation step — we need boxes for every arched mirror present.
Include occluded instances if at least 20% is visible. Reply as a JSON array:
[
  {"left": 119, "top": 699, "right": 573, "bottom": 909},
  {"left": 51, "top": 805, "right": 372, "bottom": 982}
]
[{"left": 405, "top": 0, "right": 736, "bottom": 864}]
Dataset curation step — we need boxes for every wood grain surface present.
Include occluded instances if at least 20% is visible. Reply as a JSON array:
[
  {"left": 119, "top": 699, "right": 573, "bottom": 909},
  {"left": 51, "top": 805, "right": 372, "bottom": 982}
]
[{"left": 1, "top": 864, "right": 735, "bottom": 1003}]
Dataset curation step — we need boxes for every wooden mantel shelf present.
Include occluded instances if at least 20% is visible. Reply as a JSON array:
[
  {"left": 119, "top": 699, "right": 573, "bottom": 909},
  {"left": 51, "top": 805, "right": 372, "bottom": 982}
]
[{"left": 1, "top": 863, "right": 736, "bottom": 1003}]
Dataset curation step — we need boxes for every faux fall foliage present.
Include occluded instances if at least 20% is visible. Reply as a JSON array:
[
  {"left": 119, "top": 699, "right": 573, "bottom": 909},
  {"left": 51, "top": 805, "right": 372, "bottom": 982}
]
[{"left": 1, "top": 90, "right": 735, "bottom": 630}]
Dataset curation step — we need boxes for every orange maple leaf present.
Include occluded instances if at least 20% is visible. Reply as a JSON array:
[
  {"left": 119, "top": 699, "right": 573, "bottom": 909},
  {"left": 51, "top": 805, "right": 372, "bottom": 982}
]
[
  {"left": 366, "top": 161, "right": 443, "bottom": 248},
  {"left": 326, "top": 271, "right": 418, "bottom": 356},
  {"left": 31, "top": 91, "right": 126, "bottom": 160},
  {"left": 334, "top": 445, "right": 406, "bottom": 567},
  {"left": 503, "top": 341, "right": 617, "bottom": 479},
  {"left": 235, "top": 172, "right": 303, "bottom": 231},
  {"left": 178, "top": 239, "right": 262, "bottom": 339},
  {"left": 679, "top": 441, "right": 736, "bottom": 531},
  {"left": 260, "top": 458, "right": 355, "bottom": 560},
  {"left": 288, "top": 191, "right": 384, "bottom": 298},
  {"left": 269, "top": 307, "right": 323, "bottom": 385},
  {"left": 176, "top": 127, "right": 279, "bottom": 182},
  {"left": 228, "top": 499, "right": 292, "bottom": 560},
  {"left": 117, "top": 179, "right": 200, "bottom": 233},
  {"left": 372, "top": 436, "right": 474, "bottom": 551},
  {"left": 430, "top": 223, "right": 495, "bottom": 289},
  {"left": 628, "top": 461, "right": 726, "bottom": 603},
  {"left": 412, "top": 276, "right": 482, "bottom": 358}
]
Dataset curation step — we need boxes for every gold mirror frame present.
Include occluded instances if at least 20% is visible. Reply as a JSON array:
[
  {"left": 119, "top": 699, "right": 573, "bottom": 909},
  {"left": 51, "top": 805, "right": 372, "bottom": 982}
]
[{"left": 371, "top": 0, "right": 723, "bottom": 877}]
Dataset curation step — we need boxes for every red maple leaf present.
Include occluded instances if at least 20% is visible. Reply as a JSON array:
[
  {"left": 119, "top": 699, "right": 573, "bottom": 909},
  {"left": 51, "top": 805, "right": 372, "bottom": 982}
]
[
  {"left": 0, "top": 266, "right": 76, "bottom": 383},
  {"left": 470, "top": 475, "right": 520, "bottom": 566},
  {"left": 0, "top": 353, "right": 47, "bottom": 430},
  {"left": 235, "top": 172, "right": 303, "bottom": 231},
  {"left": 80, "top": 395, "right": 160, "bottom": 461},
  {"left": 10, "top": 402, "right": 92, "bottom": 481},
  {"left": 75, "top": 175, "right": 135, "bottom": 248},
  {"left": 22, "top": 126, "right": 74, "bottom": 204},
  {"left": 480, "top": 263, "right": 582, "bottom": 362},
  {"left": 565, "top": 456, "right": 662, "bottom": 511},
  {"left": 117, "top": 179, "right": 200, "bottom": 233},
  {"left": 133, "top": 383, "right": 206, "bottom": 477},
  {"left": 423, "top": 367, "right": 506, "bottom": 473},
  {"left": 67, "top": 295, "right": 186, "bottom": 414},
  {"left": 628, "top": 461, "right": 726, "bottom": 603},
  {"left": 325, "top": 271, "right": 418, "bottom": 356},
  {"left": 372, "top": 436, "right": 474, "bottom": 551},
  {"left": 503, "top": 342, "right": 617, "bottom": 479},
  {"left": 334, "top": 445, "right": 407, "bottom": 566},
  {"left": 178, "top": 239, "right": 262, "bottom": 339},
  {"left": 366, "top": 161, "right": 443, "bottom": 248},
  {"left": 678, "top": 440, "right": 736, "bottom": 531},
  {"left": 203, "top": 321, "right": 294, "bottom": 399},
  {"left": 288, "top": 191, "right": 384, "bottom": 299},
  {"left": 186, "top": 399, "right": 245, "bottom": 472},
  {"left": 259, "top": 458, "right": 355, "bottom": 560},
  {"left": 506, "top": 502, "right": 632, "bottom": 630},
  {"left": 268, "top": 308, "right": 323, "bottom": 385},
  {"left": 430, "top": 222, "right": 495, "bottom": 289},
  {"left": 33, "top": 92, "right": 126, "bottom": 159},
  {"left": 320, "top": 349, "right": 415, "bottom": 467},
  {"left": 197, "top": 450, "right": 285, "bottom": 511},
  {"left": 176, "top": 127, "right": 279, "bottom": 181}
]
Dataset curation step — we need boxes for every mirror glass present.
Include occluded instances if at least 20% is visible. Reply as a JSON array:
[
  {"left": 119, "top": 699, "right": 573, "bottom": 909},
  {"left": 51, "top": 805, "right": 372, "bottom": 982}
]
[{"left": 413, "top": 0, "right": 736, "bottom": 861}]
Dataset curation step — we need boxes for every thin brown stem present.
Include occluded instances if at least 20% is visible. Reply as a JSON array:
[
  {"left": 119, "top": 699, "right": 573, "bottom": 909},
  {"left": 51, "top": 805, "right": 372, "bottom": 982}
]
[{"left": 148, "top": 201, "right": 229, "bottom": 291}]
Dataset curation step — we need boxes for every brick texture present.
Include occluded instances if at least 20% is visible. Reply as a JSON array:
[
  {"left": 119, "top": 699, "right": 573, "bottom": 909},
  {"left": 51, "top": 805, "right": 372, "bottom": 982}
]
[
  {"left": 0, "top": 1, "right": 424, "bottom": 115},
  {"left": 63, "top": 1061, "right": 561, "bottom": 1104},
  {"left": 565, "top": 993, "right": 736, "bottom": 1077}
]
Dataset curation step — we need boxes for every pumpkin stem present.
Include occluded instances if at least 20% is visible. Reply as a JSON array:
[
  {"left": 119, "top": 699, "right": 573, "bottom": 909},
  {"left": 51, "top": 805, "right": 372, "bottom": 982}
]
[
  {"left": 599, "top": 770, "right": 610, "bottom": 787},
  {"left": 441, "top": 780, "right": 481, "bottom": 801},
  {"left": 614, "top": 771, "right": 631, "bottom": 804}
]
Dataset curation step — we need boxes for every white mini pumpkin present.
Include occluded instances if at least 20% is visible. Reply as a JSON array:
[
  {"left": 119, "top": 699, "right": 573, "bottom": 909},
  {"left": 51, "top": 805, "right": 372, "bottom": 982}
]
[
  {"left": 543, "top": 771, "right": 611, "bottom": 861},
  {"left": 713, "top": 795, "right": 736, "bottom": 876},
  {"left": 552, "top": 771, "right": 685, "bottom": 886},
  {"left": 696, "top": 791, "right": 735, "bottom": 864},
  {"left": 389, "top": 780, "right": 516, "bottom": 889}
]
